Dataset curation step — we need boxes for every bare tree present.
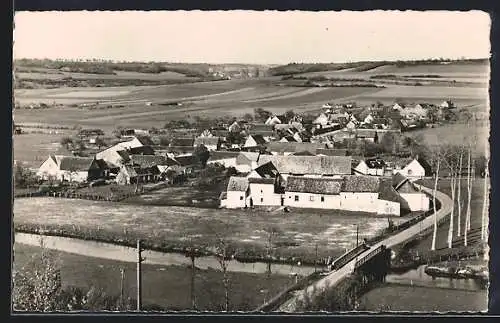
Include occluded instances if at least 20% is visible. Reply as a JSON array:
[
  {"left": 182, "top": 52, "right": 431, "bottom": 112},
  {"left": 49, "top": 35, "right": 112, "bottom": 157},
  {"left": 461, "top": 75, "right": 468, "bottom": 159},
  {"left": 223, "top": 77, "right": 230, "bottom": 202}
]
[
  {"left": 456, "top": 145, "right": 464, "bottom": 237},
  {"left": 481, "top": 161, "right": 489, "bottom": 242},
  {"left": 446, "top": 147, "right": 458, "bottom": 249},
  {"left": 464, "top": 144, "right": 472, "bottom": 247}
]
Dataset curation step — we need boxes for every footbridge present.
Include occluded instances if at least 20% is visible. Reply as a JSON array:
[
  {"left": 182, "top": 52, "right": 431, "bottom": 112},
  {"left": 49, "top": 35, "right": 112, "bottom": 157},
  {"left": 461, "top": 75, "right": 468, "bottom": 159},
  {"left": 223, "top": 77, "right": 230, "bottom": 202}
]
[{"left": 274, "top": 184, "right": 453, "bottom": 312}]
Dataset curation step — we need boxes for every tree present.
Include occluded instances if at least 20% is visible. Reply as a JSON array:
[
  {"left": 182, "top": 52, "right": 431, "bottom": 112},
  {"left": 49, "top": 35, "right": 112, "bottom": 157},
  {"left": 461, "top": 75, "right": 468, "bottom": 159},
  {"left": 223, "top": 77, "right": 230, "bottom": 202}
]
[
  {"left": 60, "top": 136, "right": 74, "bottom": 149},
  {"left": 242, "top": 113, "right": 254, "bottom": 122},
  {"left": 94, "top": 137, "right": 106, "bottom": 150},
  {"left": 254, "top": 108, "right": 271, "bottom": 123},
  {"left": 464, "top": 144, "right": 473, "bottom": 246},
  {"left": 430, "top": 147, "right": 443, "bottom": 251},
  {"left": 193, "top": 144, "right": 210, "bottom": 168},
  {"left": 456, "top": 144, "right": 465, "bottom": 237},
  {"left": 284, "top": 109, "right": 295, "bottom": 123},
  {"left": 379, "top": 132, "right": 399, "bottom": 154}
]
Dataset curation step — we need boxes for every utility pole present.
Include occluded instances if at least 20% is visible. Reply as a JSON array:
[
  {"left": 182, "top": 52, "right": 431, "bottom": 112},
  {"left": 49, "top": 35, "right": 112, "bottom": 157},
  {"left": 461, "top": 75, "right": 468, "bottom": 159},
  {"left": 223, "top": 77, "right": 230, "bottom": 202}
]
[
  {"left": 120, "top": 268, "right": 125, "bottom": 309},
  {"left": 137, "top": 239, "right": 145, "bottom": 311}
]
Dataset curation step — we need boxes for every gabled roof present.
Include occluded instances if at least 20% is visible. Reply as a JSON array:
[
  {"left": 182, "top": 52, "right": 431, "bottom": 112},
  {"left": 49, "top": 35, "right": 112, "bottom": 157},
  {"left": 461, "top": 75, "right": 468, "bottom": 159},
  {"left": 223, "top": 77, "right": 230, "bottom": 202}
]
[
  {"left": 208, "top": 151, "right": 240, "bottom": 161},
  {"left": 248, "top": 134, "right": 267, "bottom": 145},
  {"left": 313, "top": 124, "right": 343, "bottom": 136},
  {"left": 257, "top": 155, "right": 352, "bottom": 175},
  {"left": 237, "top": 152, "right": 261, "bottom": 165},
  {"left": 248, "top": 123, "right": 274, "bottom": 132},
  {"left": 248, "top": 177, "right": 275, "bottom": 184},
  {"left": 174, "top": 154, "right": 198, "bottom": 167},
  {"left": 378, "top": 178, "right": 408, "bottom": 206},
  {"left": 170, "top": 137, "right": 195, "bottom": 147},
  {"left": 54, "top": 155, "right": 96, "bottom": 171},
  {"left": 316, "top": 148, "right": 348, "bottom": 156},
  {"left": 227, "top": 176, "right": 249, "bottom": 192},
  {"left": 341, "top": 175, "right": 380, "bottom": 193},
  {"left": 285, "top": 176, "right": 342, "bottom": 195},
  {"left": 392, "top": 172, "right": 409, "bottom": 190},
  {"left": 129, "top": 155, "right": 177, "bottom": 168},
  {"left": 135, "top": 135, "right": 155, "bottom": 146},
  {"left": 266, "top": 142, "right": 325, "bottom": 154},
  {"left": 194, "top": 136, "right": 221, "bottom": 146},
  {"left": 253, "top": 161, "right": 280, "bottom": 178},
  {"left": 127, "top": 146, "right": 155, "bottom": 155},
  {"left": 165, "top": 146, "right": 196, "bottom": 154}
]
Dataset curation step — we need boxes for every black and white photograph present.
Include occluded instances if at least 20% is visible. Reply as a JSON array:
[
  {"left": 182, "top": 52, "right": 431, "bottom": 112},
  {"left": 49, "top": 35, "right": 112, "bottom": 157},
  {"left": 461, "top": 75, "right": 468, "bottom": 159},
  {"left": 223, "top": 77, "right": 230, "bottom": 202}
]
[{"left": 12, "top": 10, "right": 490, "bottom": 313}]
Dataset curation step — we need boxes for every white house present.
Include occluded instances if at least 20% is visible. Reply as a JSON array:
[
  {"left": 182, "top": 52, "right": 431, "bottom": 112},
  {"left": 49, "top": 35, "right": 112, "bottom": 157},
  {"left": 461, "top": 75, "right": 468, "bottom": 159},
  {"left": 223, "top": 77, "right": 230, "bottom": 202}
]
[
  {"left": 265, "top": 115, "right": 283, "bottom": 126},
  {"left": 313, "top": 113, "right": 330, "bottom": 127},
  {"left": 37, "top": 155, "right": 105, "bottom": 183},
  {"left": 363, "top": 114, "right": 375, "bottom": 124},
  {"left": 392, "top": 173, "right": 430, "bottom": 212},
  {"left": 392, "top": 103, "right": 405, "bottom": 111},
  {"left": 354, "top": 158, "right": 385, "bottom": 176},
  {"left": 395, "top": 158, "right": 427, "bottom": 179},
  {"left": 248, "top": 178, "right": 282, "bottom": 206},
  {"left": 235, "top": 152, "right": 261, "bottom": 173},
  {"left": 243, "top": 134, "right": 267, "bottom": 148},
  {"left": 440, "top": 100, "right": 455, "bottom": 109},
  {"left": 225, "top": 176, "right": 250, "bottom": 208}
]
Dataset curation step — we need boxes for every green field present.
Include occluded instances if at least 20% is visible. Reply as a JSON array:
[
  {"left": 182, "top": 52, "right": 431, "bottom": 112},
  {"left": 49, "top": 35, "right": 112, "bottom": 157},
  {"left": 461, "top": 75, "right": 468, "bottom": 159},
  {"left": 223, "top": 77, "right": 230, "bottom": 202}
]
[{"left": 13, "top": 243, "right": 292, "bottom": 311}]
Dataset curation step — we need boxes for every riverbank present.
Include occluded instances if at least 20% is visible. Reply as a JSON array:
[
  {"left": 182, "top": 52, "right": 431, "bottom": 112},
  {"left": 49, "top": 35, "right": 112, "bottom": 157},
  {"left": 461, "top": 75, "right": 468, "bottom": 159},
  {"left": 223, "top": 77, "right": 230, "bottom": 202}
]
[{"left": 13, "top": 243, "right": 294, "bottom": 311}]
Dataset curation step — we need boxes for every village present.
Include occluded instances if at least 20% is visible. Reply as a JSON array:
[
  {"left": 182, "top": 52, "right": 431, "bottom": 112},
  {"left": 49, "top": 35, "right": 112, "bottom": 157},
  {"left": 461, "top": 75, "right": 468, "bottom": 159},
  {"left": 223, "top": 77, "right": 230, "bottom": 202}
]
[{"left": 14, "top": 98, "right": 480, "bottom": 219}]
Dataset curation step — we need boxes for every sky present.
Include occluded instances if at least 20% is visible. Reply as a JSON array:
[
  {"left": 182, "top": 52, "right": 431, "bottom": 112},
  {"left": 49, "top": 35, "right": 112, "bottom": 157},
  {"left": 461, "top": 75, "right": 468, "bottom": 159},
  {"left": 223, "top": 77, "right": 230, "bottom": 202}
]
[{"left": 13, "top": 10, "right": 491, "bottom": 64}]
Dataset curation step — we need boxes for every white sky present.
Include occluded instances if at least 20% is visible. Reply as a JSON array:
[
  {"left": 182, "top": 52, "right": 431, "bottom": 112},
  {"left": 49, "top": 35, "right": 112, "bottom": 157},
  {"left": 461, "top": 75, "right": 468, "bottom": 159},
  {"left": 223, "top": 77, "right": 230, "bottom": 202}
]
[{"left": 13, "top": 10, "right": 491, "bottom": 64}]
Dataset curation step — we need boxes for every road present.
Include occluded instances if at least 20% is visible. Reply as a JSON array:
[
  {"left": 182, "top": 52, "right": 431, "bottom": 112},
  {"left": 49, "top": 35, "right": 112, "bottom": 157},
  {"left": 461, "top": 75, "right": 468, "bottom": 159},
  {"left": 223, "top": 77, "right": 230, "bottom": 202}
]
[{"left": 277, "top": 183, "right": 453, "bottom": 312}]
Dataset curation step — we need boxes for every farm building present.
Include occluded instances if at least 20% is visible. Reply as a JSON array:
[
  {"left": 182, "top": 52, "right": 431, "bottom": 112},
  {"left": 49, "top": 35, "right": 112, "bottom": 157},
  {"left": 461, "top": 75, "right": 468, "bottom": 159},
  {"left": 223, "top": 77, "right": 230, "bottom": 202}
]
[
  {"left": 392, "top": 173, "right": 430, "bottom": 212},
  {"left": 37, "top": 155, "right": 107, "bottom": 183},
  {"left": 256, "top": 155, "right": 352, "bottom": 179},
  {"left": 265, "top": 115, "right": 284, "bottom": 126},
  {"left": 115, "top": 165, "right": 157, "bottom": 185},
  {"left": 247, "top": 161, "right": 280, "bottom": 180},
  {"left": 282, "top": 175, "right": 402, "bottom": 215},
  {"left": 206, "top": 151, "right": 240, "bottom": 168},
  {"left": 193, "top": 136, "right": 222, "bottom": 151},
  {"left": 235, "top": 152, "right": 261, "bottom": 173},
  {"left": 265, "top": 142, "right": 326, "bottom": 156},
  {"left": 248, "top": 178, "right": 282, "bottom": 207},
  {"left": 394, "top": 157, "right": 431, "bottom": 179},
  {"left": 355, "top": 129, "right": 378, "bottom": 143},
  {"left": 224, "top": 176, "right": 250, "bottom": 208},
  {"left": 353, "top": 158, "right": 387, "bottom": 176},
  {"left": 246, "top": 123, "right": 275, "bottom": 140}
]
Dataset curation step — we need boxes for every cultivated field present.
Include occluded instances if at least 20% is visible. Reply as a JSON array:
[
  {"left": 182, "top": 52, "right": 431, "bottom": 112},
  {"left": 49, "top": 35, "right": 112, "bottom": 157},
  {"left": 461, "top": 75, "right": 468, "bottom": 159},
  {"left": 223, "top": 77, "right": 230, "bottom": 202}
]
[
  {"left": 13, "top": 197, "right": 408, "bottom": 261},
  {"left": 13, "top": 133, "right": 74, "bottom": 168}
]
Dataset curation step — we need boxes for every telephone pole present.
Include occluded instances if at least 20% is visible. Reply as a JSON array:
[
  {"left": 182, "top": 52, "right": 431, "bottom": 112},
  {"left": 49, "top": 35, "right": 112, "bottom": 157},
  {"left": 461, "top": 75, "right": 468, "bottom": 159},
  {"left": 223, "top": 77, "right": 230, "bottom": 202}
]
[
  {"left": 120, "top": 268, "right": 125, "bottom": 309},
  {"left": 137, "top": 239, "right": 145, "bottom": 311}
]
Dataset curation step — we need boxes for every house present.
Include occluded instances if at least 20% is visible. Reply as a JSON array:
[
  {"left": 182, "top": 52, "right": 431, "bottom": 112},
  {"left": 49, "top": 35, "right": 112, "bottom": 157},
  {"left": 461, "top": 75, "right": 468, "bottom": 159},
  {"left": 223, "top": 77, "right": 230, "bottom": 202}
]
[
  {"left": 392, "top": 173, "right": 430, "bottom": 212},
  {"left": 225, "top": 176, "right": 250, "bottom": 208},
  {"left": 356, "top": 129, "right": 378, "bottom": 143},
  {"left": 283, "top": 175, "right": 401, "bottom": 215},
  {"left": 354, "top": 158, "right": 386, "bottom": 176},
  {"left": 228, "top": 121, "right": 242, "bottom": 133},
  {"left": 394, "top": 157, "right": 431, "bottom": 179},
  {"left": 400, "top": 104, "right": 429, "bottom": 120},
  {"left": 127, "top": 146, "right": 155, "bottom": 156},
  {"left": 96, "top": 142, "right": 136, "bottom": 168},
  {"left": 313, "top": 113, "right": 329, "bottom": 127},
  {"left": 265, "top": 115, "right": 284, "bottom": 126},
  {"left": 392, "top": 103, "right": 406, "bottom": 111},
  {"left": 243, "top": 134, "right": 267, "bottom": 148},
  {"left": 170, "top": 137, "right": 196, "bottom": 147},
  {"left": 440, "top": 100, "right": 455, "bottom": 109},
  {"left": 193, "top": 136, "right": 222, "bottom": 151},
  {"left": 235, "top": 152, "right": 261, "bottom": 173},
  {"left": 164, "top": 146, "right": 196, "bottom": 155},
  {"left": 206, "top": 151, "right": 240, "bottom": 168},
  {"left": 346, "top": 120, "right": 357, "bottom": 130},
  {"left": 247, "top": 123, "right": 275, "bottom": 139},
  {"left": 312, "top": 124, "right": 343, "bottom": 137},
  {"left": 247, "top": 161, "right": 281, "bottom": 180},
  {"left": 37, "top": 155, "right": 106, "bottom": 183},
  {"left": 256, "top": 155, "right": 352, "bottom": 179},
  {"left": 363, "top": 114, "right": 375, "bottom": 124},
  {"left": 371, "top": 118, "right": 390, "bottom": 130},
  {"left": 265, "top": 142, "right": 325, "bottom": 156},
  {"left": 173, "top": 154, "right": 198, "bottom": 175},
  {"left": 248, "top": 178, "right": 282, "bottom": 207},
  {"left": 128, "top": 155, "right": 177, "bottom": 182}
]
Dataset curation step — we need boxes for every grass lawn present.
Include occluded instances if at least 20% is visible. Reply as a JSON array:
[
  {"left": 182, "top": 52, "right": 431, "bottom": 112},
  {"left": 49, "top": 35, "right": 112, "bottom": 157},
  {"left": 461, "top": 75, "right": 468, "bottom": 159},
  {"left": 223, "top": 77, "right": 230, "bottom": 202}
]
[
  {"left": 13, "top": 243, "right": 293, "bottom": 311},
  {"left": 357, "top": 283, "right": 487, "bottom": 312},
  {"left": 13, "top": 197, "right": 401, "bottom": 264}
]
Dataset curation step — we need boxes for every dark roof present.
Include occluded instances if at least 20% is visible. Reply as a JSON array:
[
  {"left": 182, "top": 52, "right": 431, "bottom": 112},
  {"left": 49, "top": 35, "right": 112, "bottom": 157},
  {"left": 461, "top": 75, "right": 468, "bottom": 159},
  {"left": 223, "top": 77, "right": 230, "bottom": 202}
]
[
  {"left": 129, "top": 155, "right": 177, "bottom": 168},
  {"left": 249, "top": 130, "right": 275, "bottom": 138},
  {"left": 257, "top": 155, "right": 352, "bottom": 175},
  {"left": 366, "top": 158, "right": 386, "bottom": 169},
  {"left": 227, "top": 176, "right": 249, "bottom": 191},
  {"left": 249, "top": 134, "right": 267, "bottom": 145},
  {"left": 341, "top": 175, "right": 380, "bottom": 193},
  {"left": 378, "top": 178, "right": 408, "bottom": 206},
  {"left": 127, "top": 146, "right": 155, "bottom": 155},
  {"left": 313, "top": 124, "right": 343, "bottom": 136},
  {"left": 392, "top": 172, "right": 409, "bottom": 190},
  {"left": 248, "top": 178, "right": 275, "bottom": 184},
  {"left": 285, "top": 176, "right": 342, "bottom": 195},
  {"left": 316, "top": 148, "right": 348, "bottom": 156},
  {"left": 266, "top": 142, "right": 325, "bottom": 154},
  {"left": 253, "top": 161, "right": 279, "bottom": 178},
  {"left": 194, "top": 136, "right": 221, "bottom": 146},
  {"left": 165, "top": 146, "right": 196, "bottom": 154},
  {"left": 356, "top": 129, "right": 377, "bottom": 138},
  {"left": 135, "top": 135, "right": 155, "bottom": 146},
  {"left": 55, "top": 156, "right": 96, "bottom": 171},
  {"left": 249, "top": 123, "right": 275, "bottom": 132},
  {"left": 170, "top": 137, "right": 195, "bottom": 147},
  {"left": 417, "top": 157, "right": 433, "bottom": 175},
  {"left": 174, "top": 154, "right": 198, "bottom": 167},
  {"left": 281, "top": 135, "right": 297, "bottom": 142},
  {"left": 208, "top": 151, "right": 240, "bottom": 161},
  {"left": 292, "top": 150, "right": 316, "bottom": 156}
]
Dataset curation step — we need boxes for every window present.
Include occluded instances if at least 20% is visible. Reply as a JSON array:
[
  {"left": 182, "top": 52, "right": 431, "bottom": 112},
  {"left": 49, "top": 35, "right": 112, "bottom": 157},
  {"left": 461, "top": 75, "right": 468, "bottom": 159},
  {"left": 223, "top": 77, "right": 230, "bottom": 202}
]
[
  {"left": 295, "top": 195, "right": 299, "bottom": 202},
  {"left": 260, "top": 198, "right": 264, "bottom": 202},
  {"left": 407, "top": 169, "right": 413, "bottom": 175},
  {"left": 261, "top": 190, "right": 263, "bottom": 193},
  {"left": 240, "top": 196, "right": 244, "bottom": 200},
  {"left": 321, "top": 196, "right": 325, "bottom": 202},
  {"left": 310, "top": 195, "right": 315, "bottom": 201}
]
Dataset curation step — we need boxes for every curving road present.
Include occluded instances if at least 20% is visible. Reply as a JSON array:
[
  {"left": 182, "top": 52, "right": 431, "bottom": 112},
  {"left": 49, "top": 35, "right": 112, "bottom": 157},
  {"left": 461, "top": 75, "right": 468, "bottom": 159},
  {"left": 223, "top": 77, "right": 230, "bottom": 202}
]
[{"left": 277, "top": 183, "right": 453, "bottom": 312}]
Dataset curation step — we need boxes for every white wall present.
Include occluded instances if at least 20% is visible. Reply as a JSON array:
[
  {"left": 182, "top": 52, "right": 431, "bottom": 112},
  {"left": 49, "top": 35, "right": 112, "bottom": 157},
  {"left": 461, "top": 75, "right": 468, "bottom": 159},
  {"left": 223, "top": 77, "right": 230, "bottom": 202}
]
[
  {"left": 37, "top": 158, "right": 59, "bottom": 180},
  {"left": 284, "top": 192, "right": 342, "bottom": 209},
  {"left": 400, "top": 193, "right": 431, "bottom": 211},
  {"left": 377, "top": 199, "right": 401, "bottom": 216},
  {"left": 339, "top": 192, "right": 379, "bottom": 213},
  {"left": 249, "top": 183, "right": 282, "bottom": 206},
  {"left": 236, "top": 164, "right": 252, "bottom": 173},
  {"left": 226, "top": 191, "right": 248, "bottom": 208}
]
